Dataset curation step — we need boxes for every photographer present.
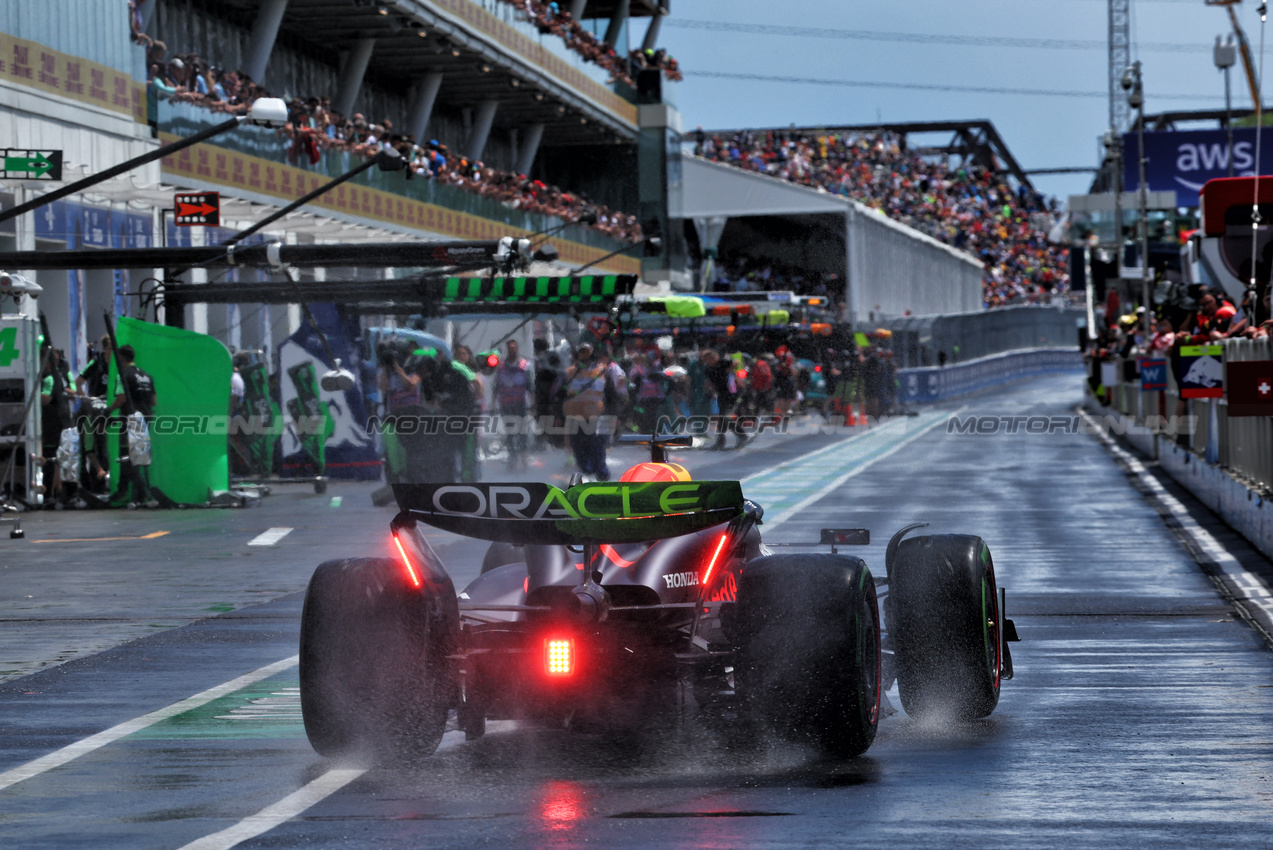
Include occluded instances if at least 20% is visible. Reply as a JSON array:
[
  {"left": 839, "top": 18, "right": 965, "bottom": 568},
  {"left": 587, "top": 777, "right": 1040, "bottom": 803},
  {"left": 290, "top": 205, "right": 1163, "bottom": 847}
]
[{"left": 377, "top": 339, "right": 420, "bottom": 415}]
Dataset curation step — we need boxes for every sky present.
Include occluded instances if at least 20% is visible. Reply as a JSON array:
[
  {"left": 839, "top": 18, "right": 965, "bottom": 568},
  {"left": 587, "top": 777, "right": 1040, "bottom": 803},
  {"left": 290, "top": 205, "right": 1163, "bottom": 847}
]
[{"left": 655, "top": 0, "right": 1263, "bottom": 207}]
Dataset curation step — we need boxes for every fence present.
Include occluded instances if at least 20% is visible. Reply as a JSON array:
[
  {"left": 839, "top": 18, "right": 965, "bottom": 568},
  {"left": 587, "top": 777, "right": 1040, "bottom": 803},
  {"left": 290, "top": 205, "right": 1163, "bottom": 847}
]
[
  {"left": 897, "top": 348, "right": 1083, "bottom": 404},
  {"left": 1100, "top": 337, "right": 1273, "bottom": 492},
  {"left": 883, "top": 304, "right": 1085, "bottom": 370}
]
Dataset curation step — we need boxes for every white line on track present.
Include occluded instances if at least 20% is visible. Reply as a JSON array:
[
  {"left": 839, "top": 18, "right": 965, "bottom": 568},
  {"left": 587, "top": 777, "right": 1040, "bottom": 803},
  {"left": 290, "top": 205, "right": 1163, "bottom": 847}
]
[
  {"left": 176, "top": 768, "right": 367, "bottom": 850},
  {"left": 248, "top": 527, "right": 293, "bottom": 546},
  {"left": 0, "top": 655, "right": 299, "bottom": 793},
  {"left": 753, "top": 408, "right": 965, "bottom": 531},
  {"left": 1079, "top": 408, "right": 1273, "bottom": 627}
]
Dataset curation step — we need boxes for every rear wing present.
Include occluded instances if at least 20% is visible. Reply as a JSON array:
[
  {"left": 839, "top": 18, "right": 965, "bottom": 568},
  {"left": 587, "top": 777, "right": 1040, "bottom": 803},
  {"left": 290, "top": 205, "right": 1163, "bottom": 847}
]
[{"left": 392, "top": 481, "right": 744, "bottom": 545}]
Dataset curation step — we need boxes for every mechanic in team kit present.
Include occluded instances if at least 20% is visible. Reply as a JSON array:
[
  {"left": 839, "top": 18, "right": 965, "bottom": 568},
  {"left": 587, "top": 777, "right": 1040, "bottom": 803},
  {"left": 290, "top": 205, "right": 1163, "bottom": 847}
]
[
  {"left": 39, "top": 343, "right": 74, "bottom": 506},
  {"left": 416, "top": 347, "right": 480, "bottom": 482},
  {"left": 75, "top": 336, "right": 114, "bottom": 493},
  {"left": 106, "top": 344, "right": 157, "bottom": 508}
]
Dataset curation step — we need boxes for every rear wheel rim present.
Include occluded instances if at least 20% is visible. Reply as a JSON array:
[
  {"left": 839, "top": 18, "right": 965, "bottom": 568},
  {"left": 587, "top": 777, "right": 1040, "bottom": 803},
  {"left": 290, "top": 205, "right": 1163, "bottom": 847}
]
[
  {"left": 983, "top": 562, "right": 1001, "bottom": 692},
  {"left": 861, "top": 592, "right": 881, "bottom": 725}
]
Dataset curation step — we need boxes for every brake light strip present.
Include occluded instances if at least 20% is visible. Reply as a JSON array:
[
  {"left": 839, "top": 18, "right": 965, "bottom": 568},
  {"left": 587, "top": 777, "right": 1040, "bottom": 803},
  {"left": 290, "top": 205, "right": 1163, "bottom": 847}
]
[
  {"left": 701, "top": 532, "right": 730, "bottom": 588},
  {"left": 392, "top": 533, "right": 422, "bottom": 588}
]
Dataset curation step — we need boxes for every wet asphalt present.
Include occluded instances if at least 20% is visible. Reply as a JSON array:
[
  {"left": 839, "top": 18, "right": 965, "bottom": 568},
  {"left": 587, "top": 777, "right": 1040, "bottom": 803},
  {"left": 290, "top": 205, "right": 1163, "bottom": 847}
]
[{"left": 2, "top": 372, "right": 1273, "bottom": 848}]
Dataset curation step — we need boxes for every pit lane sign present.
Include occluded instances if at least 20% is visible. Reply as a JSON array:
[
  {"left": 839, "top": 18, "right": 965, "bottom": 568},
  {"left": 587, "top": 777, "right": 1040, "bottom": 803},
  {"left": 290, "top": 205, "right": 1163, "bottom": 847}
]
[
  {"left": 1, "top": 149, "right": 61, "bottom": 181},
  {"left": 1226, "top": 359, "right": 1273, "bottom": 417},
  {"left": 1179, "top": 344, "right": 1224, "bottom": 399},
  {"left": 174, "top": 191, "right": 220, "bottom": 227}
]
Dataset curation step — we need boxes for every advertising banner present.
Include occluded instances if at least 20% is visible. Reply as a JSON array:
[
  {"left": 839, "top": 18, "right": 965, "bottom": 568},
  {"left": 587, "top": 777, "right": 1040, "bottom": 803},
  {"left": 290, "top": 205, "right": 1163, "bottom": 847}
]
[
  {"left": 1139, "top": 358, "right": 1167, "bottom": 391},
  {"left": 1178, "top": 344, "right": 1225, "bottom": 399},
  {"left": 277, "top": 304, "right": 379, "bottom": 480},
  {"left": 1124, "top": 128, "right": 1273, "bottom": 207}
]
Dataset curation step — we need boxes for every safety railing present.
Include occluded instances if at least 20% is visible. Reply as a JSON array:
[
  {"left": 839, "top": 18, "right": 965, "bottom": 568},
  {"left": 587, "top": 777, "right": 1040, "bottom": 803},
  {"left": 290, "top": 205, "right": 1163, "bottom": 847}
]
[{"left": 1094, "top": 337, "right": 1273, "bottom": 492}]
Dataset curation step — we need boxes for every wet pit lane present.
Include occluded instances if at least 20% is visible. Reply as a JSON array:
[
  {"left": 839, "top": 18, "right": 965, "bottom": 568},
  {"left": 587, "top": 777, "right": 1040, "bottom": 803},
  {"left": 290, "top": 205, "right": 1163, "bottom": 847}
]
[{"left": 3, "top": 373, "right": 1273, "bottom": 848}]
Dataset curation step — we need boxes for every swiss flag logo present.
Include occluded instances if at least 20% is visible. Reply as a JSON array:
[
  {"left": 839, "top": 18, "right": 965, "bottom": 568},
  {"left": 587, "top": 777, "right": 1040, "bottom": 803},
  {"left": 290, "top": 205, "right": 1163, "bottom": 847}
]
[{"left": 1227, "top": 360, "right": 1273, "bottom": 416}]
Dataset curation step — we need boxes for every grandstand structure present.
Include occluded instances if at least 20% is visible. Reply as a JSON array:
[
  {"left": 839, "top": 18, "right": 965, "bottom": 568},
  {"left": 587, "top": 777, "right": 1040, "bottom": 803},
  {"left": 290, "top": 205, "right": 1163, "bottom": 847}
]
[
  {"left": 679, "top": 119, "right": 1065, "bottom": 322},
  {"left": 701, "top": 120, "right": 1036, "bottom": 190},
  {"left": 0, "top": 0, "right": 678, "bottom": 368}
]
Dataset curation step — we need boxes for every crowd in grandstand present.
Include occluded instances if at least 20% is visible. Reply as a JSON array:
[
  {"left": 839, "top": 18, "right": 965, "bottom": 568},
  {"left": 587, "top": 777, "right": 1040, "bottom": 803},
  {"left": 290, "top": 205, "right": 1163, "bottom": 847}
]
[
  {"left": 509, "top": 0, "right": 682, "bottom": 86},
  {"left": 143, "top": 44, "right": 643, "bottom": 242},
  {"left": 694, "top": 129, "right": 1070, "bottom": 308}
]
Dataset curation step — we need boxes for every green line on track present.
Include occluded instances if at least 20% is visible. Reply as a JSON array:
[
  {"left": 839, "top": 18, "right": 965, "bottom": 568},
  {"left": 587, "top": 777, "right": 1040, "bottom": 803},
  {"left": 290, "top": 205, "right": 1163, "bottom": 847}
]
[{"left": 128, "top": 677, "right": 306, "bottom": 741}]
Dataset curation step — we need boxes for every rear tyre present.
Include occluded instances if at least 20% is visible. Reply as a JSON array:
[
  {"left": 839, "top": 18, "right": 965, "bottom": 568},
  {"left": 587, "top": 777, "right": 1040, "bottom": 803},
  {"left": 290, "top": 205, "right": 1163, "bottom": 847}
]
[
  {"left": 300, "top": 557, "right": 458, "bottom": 765},
  {"left": 733, "top": 554, "right": 881, "bottom": 758},
  {"left": 888, "top": 535, "right": 1001, "bottom": 720}
]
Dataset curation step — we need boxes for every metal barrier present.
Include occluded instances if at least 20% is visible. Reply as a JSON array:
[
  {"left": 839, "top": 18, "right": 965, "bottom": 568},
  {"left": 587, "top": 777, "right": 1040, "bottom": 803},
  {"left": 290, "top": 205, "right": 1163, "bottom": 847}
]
[
  {"left": 898, "top": 347, "right": 1083, "bottom": 404},
  {"left": 883, "top": 305, "right": 1085, "bottom": 369},
  {"left": 1097, "top": 337, "right": 1273, "bottom": 492}
]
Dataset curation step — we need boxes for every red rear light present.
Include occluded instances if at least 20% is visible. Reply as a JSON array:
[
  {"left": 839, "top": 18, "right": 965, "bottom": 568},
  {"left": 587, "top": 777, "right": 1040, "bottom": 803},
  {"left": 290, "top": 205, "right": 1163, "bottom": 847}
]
[
  {"left": 545, "top": 638, "right": 574, "bottom": 676},
  {"left": 701, "top": 532, "right": 730, "bottom": 588},
  {"left": 392, "top": 533, "right": 422, "bottom": 588},
  {"left": 814, "top": 365, "right": 822, "bottom": 372}
]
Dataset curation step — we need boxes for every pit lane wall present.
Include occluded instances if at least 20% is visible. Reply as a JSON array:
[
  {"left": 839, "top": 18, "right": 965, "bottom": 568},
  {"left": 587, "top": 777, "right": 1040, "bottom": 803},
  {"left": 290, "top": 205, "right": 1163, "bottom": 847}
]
[
  {"left": 1088, "top": 337, "right": 1273, "bottom": 561},
  {"left": 897, "top": 347, "right": 1083, "bottom": 404},
  {"left": 844, "top": 202, "right": 983, "bottom": 323}
]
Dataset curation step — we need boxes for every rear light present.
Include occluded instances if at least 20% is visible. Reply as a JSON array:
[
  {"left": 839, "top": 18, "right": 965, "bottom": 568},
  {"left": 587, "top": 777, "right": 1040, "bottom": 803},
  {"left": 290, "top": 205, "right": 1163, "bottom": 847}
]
[
  {"left": 392, "top": 533, "right": 422, "bottom": 588},
  {"left": 701, "top": 532, "right": 730, "bottom": 588},
  {"left": 545, "top": 638, "right": 574, "bottom": 676}
]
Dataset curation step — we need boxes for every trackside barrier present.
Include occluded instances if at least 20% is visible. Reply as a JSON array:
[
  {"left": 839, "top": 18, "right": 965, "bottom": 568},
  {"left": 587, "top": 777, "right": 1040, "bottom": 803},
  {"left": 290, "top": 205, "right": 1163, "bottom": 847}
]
[
  {"left": 1087, "top": 337, "right": 1273, "bottom": 562},
  {"left": 1097, "top": 338, "right": 1273, "bottom": 492},
  {"left": 897, "top": 348, "right": 1083, "bottom": 404}
]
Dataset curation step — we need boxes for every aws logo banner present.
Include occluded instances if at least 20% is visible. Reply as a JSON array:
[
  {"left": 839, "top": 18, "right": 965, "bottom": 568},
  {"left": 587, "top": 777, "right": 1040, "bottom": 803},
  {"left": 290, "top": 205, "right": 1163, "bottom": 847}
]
[
  {"left": 1123, "top": 128, "right": 1273, "bottom": 206},
  {"left": 392, "top": 481, "right": 744, "bottom": 545}
]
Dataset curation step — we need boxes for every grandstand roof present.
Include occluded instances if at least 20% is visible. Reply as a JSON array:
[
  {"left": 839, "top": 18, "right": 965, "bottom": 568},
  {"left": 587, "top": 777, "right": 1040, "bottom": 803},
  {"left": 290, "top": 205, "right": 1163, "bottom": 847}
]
[
  {"left": 209, "top": 0, "right": 642, "bottom": 144},
  {"left": 701, "top": 119, "right": 1033, "bottom": 190}
]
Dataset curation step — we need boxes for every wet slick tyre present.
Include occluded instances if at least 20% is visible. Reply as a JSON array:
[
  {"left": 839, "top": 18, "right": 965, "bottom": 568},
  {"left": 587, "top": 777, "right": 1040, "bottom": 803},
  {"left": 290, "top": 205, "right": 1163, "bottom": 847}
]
[
  {"left": 734, "top": 554, "right": 881, "bottom": 758},
  {"left": 300, "top": 557, "right": 458, "bottom": 766},
  {"left": 888, "top": 535, "right": 1000, "bottom": 720}
]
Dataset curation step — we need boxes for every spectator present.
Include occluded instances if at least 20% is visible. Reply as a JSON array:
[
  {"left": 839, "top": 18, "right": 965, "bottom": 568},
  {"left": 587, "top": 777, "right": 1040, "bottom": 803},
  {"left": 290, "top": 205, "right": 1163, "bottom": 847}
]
[{"left": 1194, "top": 292, "right": 1237, "bottom": 339}]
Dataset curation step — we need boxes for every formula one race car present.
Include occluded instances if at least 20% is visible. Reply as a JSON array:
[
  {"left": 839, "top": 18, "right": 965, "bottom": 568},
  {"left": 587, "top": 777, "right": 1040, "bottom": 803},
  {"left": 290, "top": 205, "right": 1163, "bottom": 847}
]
[{"left": 299, "top": 437, "right": 1019, "bottom": 765}]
